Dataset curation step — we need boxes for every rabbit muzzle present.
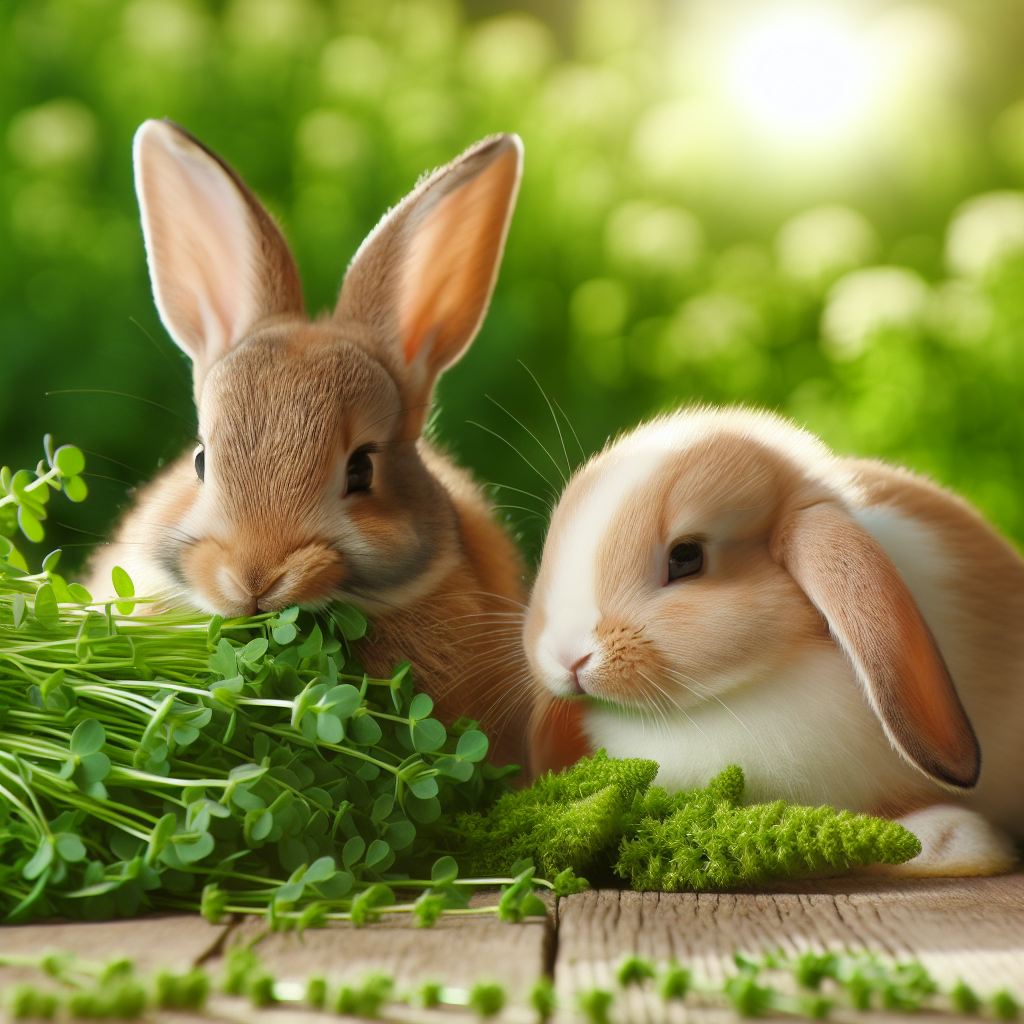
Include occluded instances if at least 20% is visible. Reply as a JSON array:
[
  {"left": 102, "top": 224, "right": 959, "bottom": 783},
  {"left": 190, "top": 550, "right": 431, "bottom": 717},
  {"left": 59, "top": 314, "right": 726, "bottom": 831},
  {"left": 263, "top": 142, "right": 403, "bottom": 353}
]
[{"left": 180, "top": 537, "right": 344, "bottom": 617}]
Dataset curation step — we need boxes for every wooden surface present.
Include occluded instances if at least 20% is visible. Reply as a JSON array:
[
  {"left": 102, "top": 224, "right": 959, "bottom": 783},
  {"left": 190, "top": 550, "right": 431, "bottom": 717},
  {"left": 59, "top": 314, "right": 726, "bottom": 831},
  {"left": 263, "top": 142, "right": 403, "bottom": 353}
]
[
  {"left": 555, "top": 875, "right": 1023, "bottom": 1024},
  {"left": 0, "top": 875, "right": 1021, "bottom": 1023}
]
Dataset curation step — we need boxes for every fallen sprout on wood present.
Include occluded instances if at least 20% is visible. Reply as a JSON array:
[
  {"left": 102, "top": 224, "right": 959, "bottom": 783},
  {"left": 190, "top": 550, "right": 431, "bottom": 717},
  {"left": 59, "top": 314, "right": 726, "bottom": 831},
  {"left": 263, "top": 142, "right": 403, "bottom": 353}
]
[{"left": 1, "top": 946, "right": 1020, "bottom": 1022}]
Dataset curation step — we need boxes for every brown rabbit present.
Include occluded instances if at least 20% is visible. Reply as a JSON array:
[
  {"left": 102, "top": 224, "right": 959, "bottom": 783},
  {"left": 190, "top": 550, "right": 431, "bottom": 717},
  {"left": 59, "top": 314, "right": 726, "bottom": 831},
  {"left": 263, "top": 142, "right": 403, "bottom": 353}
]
[{"left": 86, "top": 120, "right": 532, "bottom": 765}]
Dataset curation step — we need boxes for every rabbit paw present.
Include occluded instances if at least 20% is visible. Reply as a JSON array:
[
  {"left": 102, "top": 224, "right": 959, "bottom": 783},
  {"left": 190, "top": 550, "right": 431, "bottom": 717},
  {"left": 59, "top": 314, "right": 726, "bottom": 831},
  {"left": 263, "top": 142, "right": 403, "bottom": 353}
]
[{"left": 870, "top": 804, "right": 1017, "bottom": 877}]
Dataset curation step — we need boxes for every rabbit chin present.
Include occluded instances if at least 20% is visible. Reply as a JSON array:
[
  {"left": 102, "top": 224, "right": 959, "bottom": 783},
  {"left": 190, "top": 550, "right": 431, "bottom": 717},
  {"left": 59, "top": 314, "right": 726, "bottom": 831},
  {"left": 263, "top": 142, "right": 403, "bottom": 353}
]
[{"left": 579, "top": 644, "right": 932, "bottom": 815}]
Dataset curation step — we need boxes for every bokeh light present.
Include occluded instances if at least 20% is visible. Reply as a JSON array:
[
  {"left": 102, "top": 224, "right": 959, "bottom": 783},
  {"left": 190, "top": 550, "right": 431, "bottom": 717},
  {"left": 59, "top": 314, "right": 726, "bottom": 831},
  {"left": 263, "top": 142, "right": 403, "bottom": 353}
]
[{"left": 728, "top": 9, "right": 871, "bottom": 141}]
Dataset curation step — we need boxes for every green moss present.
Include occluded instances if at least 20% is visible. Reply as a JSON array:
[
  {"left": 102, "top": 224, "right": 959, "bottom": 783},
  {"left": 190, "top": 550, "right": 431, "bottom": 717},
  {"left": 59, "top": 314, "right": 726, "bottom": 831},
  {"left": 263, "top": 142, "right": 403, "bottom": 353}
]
[{"left": 455, "top": 752, "right": 920, "bottom": 891}]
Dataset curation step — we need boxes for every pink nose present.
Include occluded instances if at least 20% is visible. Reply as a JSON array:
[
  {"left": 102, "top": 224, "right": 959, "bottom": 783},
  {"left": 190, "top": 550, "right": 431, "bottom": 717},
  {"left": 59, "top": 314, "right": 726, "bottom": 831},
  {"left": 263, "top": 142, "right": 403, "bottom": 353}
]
[{"left": 565, "top": 653, "right": 591, "bottom": 695}]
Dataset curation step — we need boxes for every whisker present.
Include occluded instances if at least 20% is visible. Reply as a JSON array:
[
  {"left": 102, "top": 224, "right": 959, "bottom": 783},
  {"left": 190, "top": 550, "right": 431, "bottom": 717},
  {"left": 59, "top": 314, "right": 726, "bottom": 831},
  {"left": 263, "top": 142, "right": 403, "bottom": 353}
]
[
  {"left": 517, "top": 360, "right": 571, "bottom": 479},
  {"left": 485, "top": 394, "right": 566, "bottom": 486},
  {"left": 553, "top": 396, "right": 587, "bottom": 466},
  {"left": 46, "top": 389, "right": 196, "bottom": 430},
  {"left": 78, "top": 448, "right": 149, "bottom": 477},
  {"left": 466, "top": 421, "right": 559, "bottom": 501},
  {"left": 662, "top": 666, "right": 770, "bottom": 761},
  {"left": 130, "top": 316, "right": 193, "bottom": 389},
  {"left": 483, "top": 481, "right": 553, "bottom": 512}
]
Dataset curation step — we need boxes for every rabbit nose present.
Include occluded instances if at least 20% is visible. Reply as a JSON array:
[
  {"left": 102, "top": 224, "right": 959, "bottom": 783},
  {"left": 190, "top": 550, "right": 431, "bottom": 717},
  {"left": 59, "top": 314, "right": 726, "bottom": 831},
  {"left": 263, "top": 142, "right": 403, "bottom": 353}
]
[
  {"left": 251, "top": 544, "right": 344, "bottom": 612},
  {"left": 565, "top": 653, "right": 591, "bottom": 695}
]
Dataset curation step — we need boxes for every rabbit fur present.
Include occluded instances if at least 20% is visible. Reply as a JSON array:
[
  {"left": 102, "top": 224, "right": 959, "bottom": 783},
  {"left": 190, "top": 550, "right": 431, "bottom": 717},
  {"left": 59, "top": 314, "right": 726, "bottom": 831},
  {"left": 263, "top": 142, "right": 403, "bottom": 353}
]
[
  {"left": 86, "top": 120, "right": 532, "bottom": 764},
  {"left": 525, "top": 407, "right": 1023, "bottom": 875}
]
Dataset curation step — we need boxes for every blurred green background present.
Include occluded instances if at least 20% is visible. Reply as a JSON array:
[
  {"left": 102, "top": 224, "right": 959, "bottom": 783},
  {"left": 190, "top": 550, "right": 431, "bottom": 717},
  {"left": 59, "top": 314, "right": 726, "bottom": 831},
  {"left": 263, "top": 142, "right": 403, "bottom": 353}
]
[{"left": 1, "top": 0, "right": 1022, "bottom": 574}]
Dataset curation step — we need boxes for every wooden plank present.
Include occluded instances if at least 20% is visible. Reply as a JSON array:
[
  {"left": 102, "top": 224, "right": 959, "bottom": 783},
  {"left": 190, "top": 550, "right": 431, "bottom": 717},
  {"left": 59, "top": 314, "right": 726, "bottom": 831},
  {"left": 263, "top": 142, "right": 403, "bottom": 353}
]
[
  {"left": 210, "top": 899, "right": 554, "bottom": 1000},
  {"left": 554, "top": 876, "right": 1024, "bottom": 1024},
  {"left": 0, "top": 914, "right": 228, "bottom": 973},
  {"left": 0, "top": 914, "right": 230, "bottom": 1004}
]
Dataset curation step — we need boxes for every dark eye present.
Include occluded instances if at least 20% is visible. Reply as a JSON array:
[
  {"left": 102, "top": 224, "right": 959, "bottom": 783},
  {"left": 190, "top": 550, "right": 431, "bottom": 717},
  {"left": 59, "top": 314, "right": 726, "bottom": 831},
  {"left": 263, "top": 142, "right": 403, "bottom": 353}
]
[
  {"left": 668, "top": 540, "right": 703, "bottom": 581},
  {"left": 194, "top": 446, "right": 205, "bottom": 482},
  {"left": 345, "top": 447, "right": 374, "bottom": 495}
]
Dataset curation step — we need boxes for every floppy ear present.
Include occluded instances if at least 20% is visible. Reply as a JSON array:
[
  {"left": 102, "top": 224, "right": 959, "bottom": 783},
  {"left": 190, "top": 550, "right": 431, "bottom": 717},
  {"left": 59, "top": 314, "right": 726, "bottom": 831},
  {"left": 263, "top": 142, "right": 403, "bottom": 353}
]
[
  {"left": 335, "top": 133, "right": 522, "bottom": 434},
  {"left": 772, "top": 501, "right": 980, "bottom": 790},
  {"left": 133, "top": 119, "right": 304, "bottom": 392}
]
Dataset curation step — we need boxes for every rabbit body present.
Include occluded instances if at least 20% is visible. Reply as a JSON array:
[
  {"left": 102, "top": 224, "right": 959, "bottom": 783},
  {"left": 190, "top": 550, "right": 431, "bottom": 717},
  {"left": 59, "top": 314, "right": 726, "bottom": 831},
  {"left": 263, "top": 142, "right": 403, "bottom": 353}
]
[
  {"left": 525, "top": 408, "right": 1023, "bottom": 874},
  {"left": 86, "top": 121, "right": 531, "bottom": 764}
]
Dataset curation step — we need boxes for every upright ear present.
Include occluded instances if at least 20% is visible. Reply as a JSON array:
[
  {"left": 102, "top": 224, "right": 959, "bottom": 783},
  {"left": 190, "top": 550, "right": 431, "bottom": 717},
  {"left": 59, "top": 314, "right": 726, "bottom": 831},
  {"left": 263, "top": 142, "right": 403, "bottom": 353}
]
[
  {"left": 133, "top": 119, "right": 304, "bottom": 392},
  {"left": 335, "top": 133, "right": 523, "bottom": 433},
  {"left": 771, "top": 501, "right": 980, "bottom": 790}
]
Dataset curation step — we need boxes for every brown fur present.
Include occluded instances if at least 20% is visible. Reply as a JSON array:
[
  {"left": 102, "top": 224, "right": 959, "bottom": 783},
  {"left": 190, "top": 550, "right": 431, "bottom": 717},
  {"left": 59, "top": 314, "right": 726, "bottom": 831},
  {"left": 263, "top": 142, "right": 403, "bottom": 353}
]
[{"left": 86, "top": 121, "right": 532, "bottom": 766}]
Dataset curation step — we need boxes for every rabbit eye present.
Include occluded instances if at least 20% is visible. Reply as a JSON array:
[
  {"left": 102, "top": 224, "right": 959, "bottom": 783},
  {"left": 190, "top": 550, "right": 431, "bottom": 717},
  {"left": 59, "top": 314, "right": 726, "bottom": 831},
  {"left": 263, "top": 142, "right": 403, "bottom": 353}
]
[
  {"left": 345, "top": 446, "right": 374, "bottom": 495},
  {"left": 668, "top": 540, "right": 703, "bottom": 581},
  {"left": 194, "top": 445, "right": 205, "bottom": 482}
]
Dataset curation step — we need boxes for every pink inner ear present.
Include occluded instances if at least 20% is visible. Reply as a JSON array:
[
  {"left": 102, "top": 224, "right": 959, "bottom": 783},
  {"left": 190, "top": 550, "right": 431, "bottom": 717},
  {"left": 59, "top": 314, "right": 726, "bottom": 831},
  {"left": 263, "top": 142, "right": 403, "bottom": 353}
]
[
  {"left": 138, "top": 128, "right": 260, "bottom": 366},
  {"left": 134, "top": 120, "right": 303, "bottom": 378},
  {"left": 396, "top": 142, "right": 521, "bottom": 372},
  {"left": 774, "top": 501, "right": 980, "bottom": 789}
]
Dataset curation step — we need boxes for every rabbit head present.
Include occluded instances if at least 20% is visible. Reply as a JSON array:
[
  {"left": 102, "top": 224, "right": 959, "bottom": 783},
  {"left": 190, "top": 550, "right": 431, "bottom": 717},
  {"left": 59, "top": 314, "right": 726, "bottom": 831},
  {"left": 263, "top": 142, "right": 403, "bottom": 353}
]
[
  {"left": 132, "top": 119, "right": 522, "bottom": 617},
  {"left": 524, "top": 407, "right": 980, "bottom": 792}
]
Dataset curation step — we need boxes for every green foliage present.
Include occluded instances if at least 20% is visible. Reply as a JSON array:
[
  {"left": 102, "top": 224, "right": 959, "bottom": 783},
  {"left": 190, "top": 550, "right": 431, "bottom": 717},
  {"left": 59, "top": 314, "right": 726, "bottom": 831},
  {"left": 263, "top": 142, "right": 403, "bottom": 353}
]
[
  {"left": 305, "top": 976, "right": 328, "bottom": 1009},
  {"left": 616, "top": 955, "right": 656, "bottom": 987},
  {"left": 724, "top": 973, "right": 775, "bottom": 1017},
  {"left": 457, "top": 750, "right": 660, "bottom": 877},
  {"left": 616, "top": 774, "right": 921, "bottom": 891},
  {"left": 993, "top": 990, "right": 1022, "bottom": 1021},
  {"left": 8, "top": 986, "right": 59, "bottom": 1021},
  {"left": 334, "top": 973, "right": 393, "bottom": 1017},
  {"left": 0, "top": 438, "right": 87, "bottom": 573},
  {"left": 528, "top": 977, "right": 557, "bottom": 1022},
  {"left": 153, "top": 968, "right": 210, "bottom": 1010},
  {"left": 660, "top": 962, "right": 691, "bottom": 1001},
  {"left": 454, "top": 751, "right": 919, "bottom": 890},
  {"left": 577, "top": 987, "right": 615, "bottom": 1024},
  {"left": 951, "top": 979, "right": 982, "bottom": 1015}
]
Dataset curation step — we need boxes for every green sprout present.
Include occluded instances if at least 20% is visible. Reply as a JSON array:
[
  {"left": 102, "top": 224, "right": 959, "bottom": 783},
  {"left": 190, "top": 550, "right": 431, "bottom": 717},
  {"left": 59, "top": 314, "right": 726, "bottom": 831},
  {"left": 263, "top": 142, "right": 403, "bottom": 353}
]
[
  {"left": 659, "top": 962, "right": 691, "bottom": 1000},
  {"left": 992, "top": 990, "right": 1021, "bottom": 1021},
  {"left": 616, "top": 955, "right": 656, "bottom": 987},
  {"left": 528, "top": 977, "right": 557, "bottom": 1022},
  {"left": 0, "top": 436, "right": 87, "bottom": 574},
  {"left": 0, "top": 434, "right": 936, "bottom": 932},
  {"left": 0, "top": 946, "right": 1010, "bottom": 1022},
  {"left": 470, "top": 981, "right": 507, "bottom": 1019},
  {"left": 577, "top": 987, "right": 615, "bottom": 1024}
]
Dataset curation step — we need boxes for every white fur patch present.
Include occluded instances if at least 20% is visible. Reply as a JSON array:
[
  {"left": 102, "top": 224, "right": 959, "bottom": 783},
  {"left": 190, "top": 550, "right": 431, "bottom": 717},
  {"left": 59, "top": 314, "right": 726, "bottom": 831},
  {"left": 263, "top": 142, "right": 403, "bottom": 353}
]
[
  {"left": 879, "top": 805, "right": 1018, "bottom": 876},
  {"left": 582, "top": 645, "right": 914, "bottom": 811},
  {"left": 536, "top": 448, "right": 666, "bottom": 696}
]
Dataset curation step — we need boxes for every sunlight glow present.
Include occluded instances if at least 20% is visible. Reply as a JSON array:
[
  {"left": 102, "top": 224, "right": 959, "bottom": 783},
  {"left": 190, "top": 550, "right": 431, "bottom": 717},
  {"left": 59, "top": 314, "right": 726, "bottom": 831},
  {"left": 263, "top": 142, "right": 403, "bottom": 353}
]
[{"left": 728, "top": 11, "right": 872, "bottom": 141}]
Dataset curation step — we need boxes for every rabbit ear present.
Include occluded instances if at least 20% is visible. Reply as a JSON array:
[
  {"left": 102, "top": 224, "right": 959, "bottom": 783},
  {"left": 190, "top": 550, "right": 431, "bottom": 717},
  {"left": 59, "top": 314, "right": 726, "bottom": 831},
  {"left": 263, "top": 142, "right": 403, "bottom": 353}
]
[
  {"left": 133, "top": 119, "right": 304, "bottom": 388},
  {"left": 772, "top": 501, "right": 981, "bottom": 790},
  {"left": 336, "top": 133, "right": 522, "bottom": 432}
]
